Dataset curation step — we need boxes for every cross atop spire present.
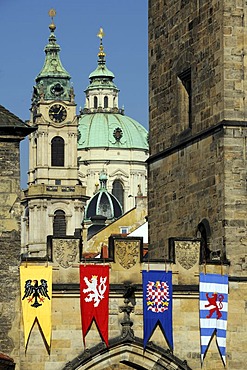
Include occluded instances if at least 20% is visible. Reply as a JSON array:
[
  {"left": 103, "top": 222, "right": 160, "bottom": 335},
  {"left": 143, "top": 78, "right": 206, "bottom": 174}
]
[
  {"left": 48, "top": 8, "right": 56, "bottom": 32},
  {"left": 97, "top": 27, "right": 106, "bottom": 63},
  {"left": 97, "top": 27, "right": 105, "bottom": 40}
]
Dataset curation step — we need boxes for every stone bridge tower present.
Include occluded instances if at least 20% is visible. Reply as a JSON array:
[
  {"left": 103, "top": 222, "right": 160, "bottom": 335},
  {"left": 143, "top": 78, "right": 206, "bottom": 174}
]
[{"left": 148, "top": 1, "right": 247, "bottom": 368}]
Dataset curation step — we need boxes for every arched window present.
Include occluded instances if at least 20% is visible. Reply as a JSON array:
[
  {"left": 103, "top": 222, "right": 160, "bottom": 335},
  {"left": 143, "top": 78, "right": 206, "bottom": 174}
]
[
  {"left": 112, "top": 180, "right": 124, "bottom": 210},
  {"left": 94, "top": 96, "right": 98, "bottom": 109},
  {"left": 104, "top": 96, "right": 108, "bottom": 108},
  {"left": 51, "top": 136, "right": 64, "bottom": 167},
  {"left": 53, "top": 210, "right": 66, "bottom": 237}
]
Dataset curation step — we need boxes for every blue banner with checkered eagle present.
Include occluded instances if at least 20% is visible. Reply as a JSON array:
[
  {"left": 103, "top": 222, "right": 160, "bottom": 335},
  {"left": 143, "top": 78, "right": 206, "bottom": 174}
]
[
  {"left": 200, "top": 273, "right": 228, "bottom": 366},
  {"left": 142, "top": 270, "right": 173, "bottom": 350}
]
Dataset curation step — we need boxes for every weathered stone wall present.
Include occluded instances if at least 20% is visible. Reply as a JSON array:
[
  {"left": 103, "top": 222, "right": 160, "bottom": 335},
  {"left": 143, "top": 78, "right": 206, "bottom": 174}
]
[
  {"left": 0, "top": 140, "right": 21, "bottom": 367},
  {"left": 148, "top": 2, "right": 247, "bottom": 265},
  {"left": 17, "top": 279, "right": 247, "bottom": 370},
  {"left": 149, "top": 1, "right": 247, "bottom": 154},
  {"left": 148, "top": 130, "right": 225, "bottom": 258},
  {"left": 148, "top": 1, "right": 247, "bottom": 369},
  {"left": 149, "top": 0, "right": 225, "bottom": 155},
  {"left": 174, "top": 281, "right": 247, "bottom": 369},
  {"left": 148, "top": 124, "right": 247, "bottom": 275},
  {"left": 223, "top": 4, "right": 247, "bottom": 121},
  {"left": 223, "top": 126, "right": 247, "bottom": 275}
]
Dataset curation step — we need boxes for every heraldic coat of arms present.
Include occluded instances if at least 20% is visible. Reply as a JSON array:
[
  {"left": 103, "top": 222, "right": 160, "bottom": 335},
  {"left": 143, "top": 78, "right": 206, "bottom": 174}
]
[{"left": 22, "top": 279, "right": 50, "bottom": 308}]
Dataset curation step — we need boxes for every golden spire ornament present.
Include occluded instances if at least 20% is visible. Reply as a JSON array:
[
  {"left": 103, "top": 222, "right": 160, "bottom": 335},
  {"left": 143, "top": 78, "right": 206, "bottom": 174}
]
[
  {"left": 97, "top": 27, "right": 106, "bottom": 59},
  {"left": 48, "top": 8, "right": 56, "bottom": 31},
  {"left": 97, "top": 27, "right": 105, "bottom": 41}
]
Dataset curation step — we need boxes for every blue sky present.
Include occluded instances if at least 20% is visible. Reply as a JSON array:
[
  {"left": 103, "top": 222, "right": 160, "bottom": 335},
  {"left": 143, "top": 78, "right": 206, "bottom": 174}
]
[{"left": 0, "top": 0, "right": 148, "bottom": 188}]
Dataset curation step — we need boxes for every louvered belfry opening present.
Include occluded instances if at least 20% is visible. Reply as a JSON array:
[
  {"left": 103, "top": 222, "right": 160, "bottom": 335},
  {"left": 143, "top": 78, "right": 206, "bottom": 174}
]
[
  {"left": 104, "top": 96, "right": 108, "bottom": 108},
  {"left": 53, "top": 210, "right": 66, "bottom": 237},
  {"left": 51, "top": 136, "right": 64, "bottom": 166},
  {"left": 94, "top": 96, "right": 98, "bottom": 109}
]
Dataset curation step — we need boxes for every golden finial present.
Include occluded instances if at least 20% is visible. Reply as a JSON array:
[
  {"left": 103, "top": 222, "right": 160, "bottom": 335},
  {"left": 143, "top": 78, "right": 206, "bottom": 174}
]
[
  {"left": 97, "top": 27, "right": 105, "bottom": 41},
  {"left": 49, "top": 8, "right": 56, "bottom": 19},
  {"left": 97, "top": 27, "right": 106, "bottom": 59},
  {"left": 48, "top": 8, "right": 56, "bottom": 32}
]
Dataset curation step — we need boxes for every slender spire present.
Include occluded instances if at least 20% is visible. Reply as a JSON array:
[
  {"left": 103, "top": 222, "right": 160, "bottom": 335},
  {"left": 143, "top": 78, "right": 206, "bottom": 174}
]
[
  {"left": 97, "top": 27, "right": 106, "bottom": 64},
  {"left": 36, "top": 9, "right": 70, "bottom": 81},
  {"left": 82, "top": 27, "right": 120, "bottom": 113},
  {"left": 88, "top": 27, "right": 114, "bottom": 79},
  {"left": 34, "top": 9, "right": 72, "bottom": 101}
]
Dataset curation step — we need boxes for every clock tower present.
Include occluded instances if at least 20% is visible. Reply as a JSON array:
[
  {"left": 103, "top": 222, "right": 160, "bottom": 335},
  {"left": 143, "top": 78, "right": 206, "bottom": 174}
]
[{"left": 21, "top": 11, "right": 88, "bottom": 257}]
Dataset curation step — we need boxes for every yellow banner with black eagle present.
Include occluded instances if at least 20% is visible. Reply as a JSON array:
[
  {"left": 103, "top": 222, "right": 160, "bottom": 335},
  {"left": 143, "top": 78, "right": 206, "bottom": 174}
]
[{"left": 20, "top": 266, "right": 52, "bottom": 349}]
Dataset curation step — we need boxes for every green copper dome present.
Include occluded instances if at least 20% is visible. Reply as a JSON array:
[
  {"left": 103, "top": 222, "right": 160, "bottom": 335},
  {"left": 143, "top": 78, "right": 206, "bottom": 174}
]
[
  {"left": 78, "top": 112, "right": 148, "bottom": 150},
  {"left": 89, "top": 64, "right": 115, "bottom": 80},
  {"left": 78, "top": 29, "right": 148, "bottom": 151}
]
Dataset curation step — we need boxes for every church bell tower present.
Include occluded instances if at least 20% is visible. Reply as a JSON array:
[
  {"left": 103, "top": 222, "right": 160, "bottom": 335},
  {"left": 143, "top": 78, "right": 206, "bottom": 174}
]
[{"left": 21, "top": 10, "right": 88, "bottom": 257}]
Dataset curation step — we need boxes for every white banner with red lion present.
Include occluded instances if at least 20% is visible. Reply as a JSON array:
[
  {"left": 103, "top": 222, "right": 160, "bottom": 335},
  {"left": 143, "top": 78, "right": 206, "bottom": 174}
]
[{"left": 199, "top": 273, "right": 228, "bottom": 366}]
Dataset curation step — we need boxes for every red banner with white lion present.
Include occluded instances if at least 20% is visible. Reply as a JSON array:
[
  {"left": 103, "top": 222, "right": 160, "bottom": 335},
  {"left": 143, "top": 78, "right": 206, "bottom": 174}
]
[{"left": 80, "top": 265, "right": 109, "bottom": 346}]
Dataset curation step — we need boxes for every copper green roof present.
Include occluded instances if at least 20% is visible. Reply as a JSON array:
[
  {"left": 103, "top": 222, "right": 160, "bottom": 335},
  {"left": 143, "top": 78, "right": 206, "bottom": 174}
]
[
  {"left": 78, "top": 112, "right": 148, "bottom": 150},
  {"left": 79, "top": 29, "right": 148, "bottom": 151},
  {"left": 89, "top": 64, "right": 115, "bottom": 80},
  {"left": 36, "top": 24, "right": 70, "bottom": 81},
  {"left": 85, "top": 30, "right": 118, "bottom": 93},
  {"left": 86, "top": 63, "right": 117, "bottom": 92},
  {"left": 33, "top": 22, "right": 72, "bottom": 102}
]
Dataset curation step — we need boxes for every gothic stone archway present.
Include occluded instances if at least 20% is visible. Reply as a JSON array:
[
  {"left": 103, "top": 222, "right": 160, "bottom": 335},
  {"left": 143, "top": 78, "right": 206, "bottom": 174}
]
[
  {"left": 63, "top": 288, "right": 191, "bottom": 370},
  {"left": 63, "top": 336, "right": 191, "bottom": 370}
]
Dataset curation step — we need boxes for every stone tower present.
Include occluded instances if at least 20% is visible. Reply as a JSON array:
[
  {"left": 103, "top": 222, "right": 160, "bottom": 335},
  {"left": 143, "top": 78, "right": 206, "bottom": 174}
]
[
  {"left": 21, "top": 13, "right": 88, "bottom": 257},
  {"left": 148, "top": 1, "right": 247, "bottom": 368},
  {"left": 0, "top": 105, "right": 34, "bottom": 368},
  {"left": 148, "top": 1, "right": 247, "bottom": 264}
]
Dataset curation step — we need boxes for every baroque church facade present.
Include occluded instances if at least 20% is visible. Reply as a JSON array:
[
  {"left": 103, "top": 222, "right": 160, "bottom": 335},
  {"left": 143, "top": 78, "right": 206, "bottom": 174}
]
[
  {"left": 21, "top": 19, "right": 148, "bottom": 257},
  {"left": 77, "top": 29, "right": 148, "bottom": 212}
]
